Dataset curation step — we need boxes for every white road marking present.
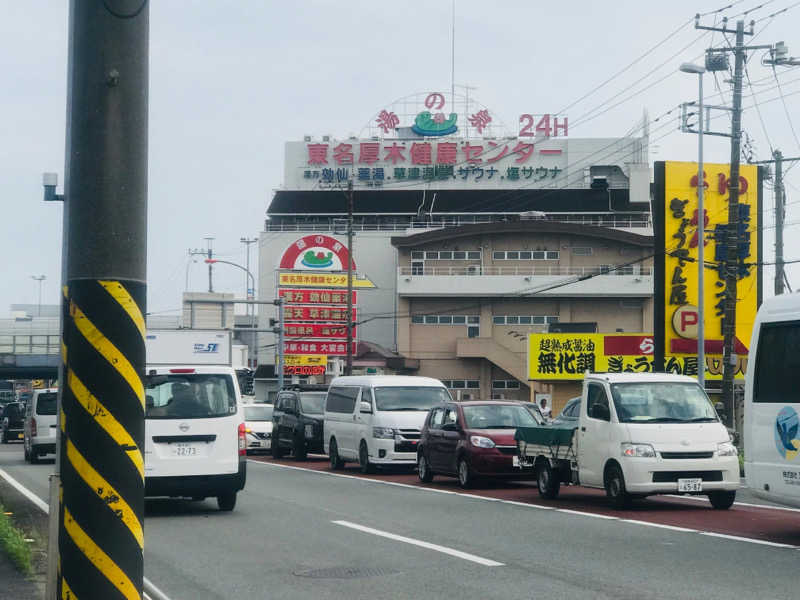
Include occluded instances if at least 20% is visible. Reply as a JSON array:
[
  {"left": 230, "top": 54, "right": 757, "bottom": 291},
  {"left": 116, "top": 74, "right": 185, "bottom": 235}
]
[
  {"left": 332, "top": 520, "right": 504, "bottom": 566},
  {"left": 665, "top": 494, "right": 800, "bottom": 513},
  {"left": 0, "top": 466, "right": 171, "bottom": 599},
  {"left": 251, "top": 460, "right": 800, "bottom": 550}
]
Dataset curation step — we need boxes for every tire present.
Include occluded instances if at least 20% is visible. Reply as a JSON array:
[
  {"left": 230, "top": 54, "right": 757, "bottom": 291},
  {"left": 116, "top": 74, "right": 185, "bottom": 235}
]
[
  {"left": 605, "top": 463, "right": 632, "bottom": 510},
  {"left": 271, "top": 435, "right": 285, "bottom": 459},
  {"left": 30, "top": 446, "right": 40, "bottom": 465},
  {"left": 708, "top": 490, "right": 736, "bottom": 510},
  {"left": 23, "top": 440, "right": 30, "bottom": 462},
  {"left": 536, "top": 460, "right": 561, "bottom": 499},
  {"left": 457, "top": 457, "right": 475, "bottom": 489},
  {"left": 293, "top": 434, "right": 307, "bottom": 461},
  {"left": 0, "top": 428, "right": 6, "bottom": 444},
  {"left": 358, "top": 441, "right": 374, "bottom": 474},
  {"left": 329, "top": 438, "right": 344, "bottom": 470},
  {"left": 417, "top": 451, "right": 434, "bottom": 483},
  {"left": 217, "top": 492, "right": 237, "bottom": 512}
]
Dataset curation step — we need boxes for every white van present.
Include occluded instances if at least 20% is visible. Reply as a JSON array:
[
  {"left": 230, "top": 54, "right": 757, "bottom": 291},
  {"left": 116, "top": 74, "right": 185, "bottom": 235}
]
[
  {"left": 323, "top": 375, "right": 451, "bottom": 473},
  {"left": 23, "top": 388, "right": 58, "bottom": 463},
  {"left": 744, "top": 293, "right": 800, "bottom": 508},
  {"left": 144, "top": 330, "right": 246, "bottom": 511}
]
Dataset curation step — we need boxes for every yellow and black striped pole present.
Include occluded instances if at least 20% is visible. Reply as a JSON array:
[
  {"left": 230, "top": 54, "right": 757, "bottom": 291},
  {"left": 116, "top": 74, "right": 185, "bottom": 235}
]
[{"left": 58, "top": 2, "right": 148, "bottom": 598}]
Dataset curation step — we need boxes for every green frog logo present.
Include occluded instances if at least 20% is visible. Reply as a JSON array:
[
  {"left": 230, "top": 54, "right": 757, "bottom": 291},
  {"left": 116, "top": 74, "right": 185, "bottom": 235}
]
[
  {"left": 412, "top": 111, "right": 458, "bottom": 136},
  {"left": 302, "top": 250, "right": 334, "bottom": 269}
]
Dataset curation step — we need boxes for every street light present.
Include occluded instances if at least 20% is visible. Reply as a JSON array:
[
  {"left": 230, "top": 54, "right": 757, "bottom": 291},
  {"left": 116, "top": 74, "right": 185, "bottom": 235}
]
[
  {"left": 31, "top": 275, "right": 46, "bottom": 317},
  {"left": 204, "top": 259, "right": 257, "bottom": 366},
  {"left": 680, "top": 61, "right": 706, "bottom": 389}
]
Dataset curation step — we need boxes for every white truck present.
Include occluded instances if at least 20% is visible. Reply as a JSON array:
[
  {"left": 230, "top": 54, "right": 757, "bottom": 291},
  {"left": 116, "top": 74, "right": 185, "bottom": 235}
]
[
  {"left": 144, "top": 329, "right": 247, "bottom": 511},
  {"left": 516, "top": 372, "right": 740, "bottom": 509}
]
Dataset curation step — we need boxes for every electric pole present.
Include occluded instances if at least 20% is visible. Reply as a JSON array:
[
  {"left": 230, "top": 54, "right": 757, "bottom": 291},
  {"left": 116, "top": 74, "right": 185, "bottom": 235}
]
[
  {"left": 751, "top": 151, "right": 800, "bottom": 295},
  {"left": 695, "top": 16, "right": 775, "bottom": 415},
  {"left": 346, "top": 180, "right": 354, "bottom": 376},
  {"left": 241, "top": 237, "right": 258, "bottom": 365},
  {"left": 205, "top": 236, "right": 215, "bottom": 292},
  {"left": 57, "top": 2, "right": 148, "bottom": 599}
]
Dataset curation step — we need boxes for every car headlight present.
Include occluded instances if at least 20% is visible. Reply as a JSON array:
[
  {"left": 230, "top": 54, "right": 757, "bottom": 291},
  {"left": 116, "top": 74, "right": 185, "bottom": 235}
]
[
  {"left": 372, "top": 427, "right": 396, "bottom": 439},
  {"left": 717, "top": 441, "right": 738, "bottom": 457},
  {"left": 621, "top": 443, "right": 656, "bottom": 458},
  {"left": 305, "top": 424, "right": 314, "bottom": 439},
  {"left": 470, "top": 435, "right": 496, "bottom": 448}
]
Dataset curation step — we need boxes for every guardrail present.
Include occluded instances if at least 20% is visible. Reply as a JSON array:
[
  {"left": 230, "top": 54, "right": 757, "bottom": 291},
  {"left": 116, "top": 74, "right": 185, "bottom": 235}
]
[{"left": 398, "top": 266, "right": 652, "bottom": 277}]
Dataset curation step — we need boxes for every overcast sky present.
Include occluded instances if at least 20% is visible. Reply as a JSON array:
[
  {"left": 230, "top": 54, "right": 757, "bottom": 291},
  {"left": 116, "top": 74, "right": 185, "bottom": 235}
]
[{"left": 2, "top": 0, "right": 799, "bottom": 318}]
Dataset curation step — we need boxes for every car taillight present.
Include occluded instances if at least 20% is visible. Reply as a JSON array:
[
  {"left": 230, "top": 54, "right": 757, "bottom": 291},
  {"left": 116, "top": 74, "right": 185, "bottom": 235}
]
[
  {"left": 31, "top": 417, "right": 37, "bottom": 437},
  {"left": 238, "top": 423, "right": 246, "bottom": 456}
]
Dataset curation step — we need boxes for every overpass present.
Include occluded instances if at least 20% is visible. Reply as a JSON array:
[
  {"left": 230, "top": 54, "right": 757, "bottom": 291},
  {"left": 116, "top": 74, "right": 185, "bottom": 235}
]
[{"left": 0, "top": 332, "right": 59, "bottom": 379}]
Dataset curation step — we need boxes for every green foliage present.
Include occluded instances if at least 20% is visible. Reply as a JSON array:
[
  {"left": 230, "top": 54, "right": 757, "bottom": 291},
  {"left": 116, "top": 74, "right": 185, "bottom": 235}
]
[{"left": 0, "top": 504, "right": 32, "bottom": 576}]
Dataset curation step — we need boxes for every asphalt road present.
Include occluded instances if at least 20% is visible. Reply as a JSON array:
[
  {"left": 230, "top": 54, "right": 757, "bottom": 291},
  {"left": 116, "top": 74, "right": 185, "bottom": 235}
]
[{"left": 2, "top": 442, "right": 799, "bottom": 600}]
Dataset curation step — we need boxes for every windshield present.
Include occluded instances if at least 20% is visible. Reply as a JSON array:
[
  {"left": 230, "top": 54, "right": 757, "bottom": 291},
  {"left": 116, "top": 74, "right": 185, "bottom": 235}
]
[
  {"left": 244, "top": 405, "right": 273, "bottom": 421},
  {"left": 374, "top": 386, "right": 451, "bottom": 411},
  {"left": 36, "top": 393, "right": 58, "bottom": 415},
  {"left": 145, "top": 374, "right": 237, "bottom": 419},
  {"left": 463, "top": 404, "right": 538, "bottom": 429},
  {"left": 299, "top": 392, "right": 326, "bottom": 414},
  {"left": 610, "top": 382, "right": 718, "bottom": 423}
]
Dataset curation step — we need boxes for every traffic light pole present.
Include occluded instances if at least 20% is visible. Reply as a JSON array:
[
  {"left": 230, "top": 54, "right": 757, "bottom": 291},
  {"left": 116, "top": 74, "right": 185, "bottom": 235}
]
[
  {"left": 57, "top": 2, "right": 148, "bottom": 598},
  {"left": 345, "top": 181, "right": 354, "bottom": 376}
]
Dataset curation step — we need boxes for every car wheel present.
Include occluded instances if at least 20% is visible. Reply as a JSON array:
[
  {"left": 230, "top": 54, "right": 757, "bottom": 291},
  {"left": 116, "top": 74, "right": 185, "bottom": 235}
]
[
  {"left": 271, "top": 435, "right": 285, "bottom": 459},
  {"left": 23, "top": 440, "right": 30, "bottom": 462},
  {"left": 30, "top": 446, "right": 40, "bottom": 465},
  {"left": 605, "top": 463, "right": 631, "bottom": 510},
  {"left": 217, "top": 492, "right": 237, "bottom": 512},
  {"left": 707, "top": 490, "right": 736, "bottom": 510},
  {"left": 358, "top": 441, "right": 374, "bottom": 474},
  {"left": 329, "top": 438, "right": 344, "bottom": 470},
  {"left": 536, "top": 460, "right": 560, "bottom": 499},
  {"left": 457, "top": 457, "right": 475, "bottom": 489},
  {"left": 0, "top": 428, "right": 6, "bottom": 444},
  {"left": 293, "top": 434, "right": 307, "bottom": 461},
  {"left": 417, "top": 451, "right": 434, "bottom": 483}
]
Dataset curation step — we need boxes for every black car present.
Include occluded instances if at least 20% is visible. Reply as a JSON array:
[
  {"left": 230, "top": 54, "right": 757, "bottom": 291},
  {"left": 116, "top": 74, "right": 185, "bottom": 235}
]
[
  {"left": 272, "top": 388, "right": 327, "bottom": 460},
  {"left": 551, "top": 397, "right": 581, "bottom": 426},
  {"left": 1, "top": 402, "right": 25, "bottom": 444}
]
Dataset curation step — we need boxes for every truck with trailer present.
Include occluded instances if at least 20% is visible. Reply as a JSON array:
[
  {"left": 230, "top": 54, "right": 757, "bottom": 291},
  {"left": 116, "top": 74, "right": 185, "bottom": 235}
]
[
  {"left": 516, "top": 372, "right": 740, "bottom": 509},
  {"left": 144, "top": 329, "right": 247, "bottom": 511}
]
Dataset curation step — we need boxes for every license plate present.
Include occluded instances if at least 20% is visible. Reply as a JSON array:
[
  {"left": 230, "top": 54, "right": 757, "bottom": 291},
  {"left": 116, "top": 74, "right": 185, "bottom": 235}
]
[
  {"left": 17, "top": 433, "right": 24, "bottom": 439},
  {"left": 172, "top": 443, "right": 198, "bottom": 457},
  {"left": 512, "top": 455, "right": 520, "bottom": 468},
  {"left": 677, "top": 478, "right": 703, "bottom": 492}
]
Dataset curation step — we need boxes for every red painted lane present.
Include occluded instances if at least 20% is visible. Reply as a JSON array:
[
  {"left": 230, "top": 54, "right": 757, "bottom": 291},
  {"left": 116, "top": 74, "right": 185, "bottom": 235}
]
[{"left": 250, "top": 455, "right": 800, "bottom": 547}]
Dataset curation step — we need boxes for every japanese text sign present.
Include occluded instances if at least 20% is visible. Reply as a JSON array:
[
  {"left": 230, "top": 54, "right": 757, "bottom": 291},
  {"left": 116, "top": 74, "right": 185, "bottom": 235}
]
[
  {"left": 655, "top": 162, "right": 761, "bottom": 380},
  {"left": 283, "top": 341, "right": 357, "bottom": 356},
  {"left": 279, "top": 288, "right": 357, "bottom": 305},
  {"left": 284, "top": 323, "right": 354, "bottom": 339},
  {"left": 283, "top": 355, "right": 327, "bottom": 367},
  {"left": 528, "top": 333, "right": 661, "bottom": 380},
  {"left": 278, "top": 273, "right": 375, "bottom": 288}
]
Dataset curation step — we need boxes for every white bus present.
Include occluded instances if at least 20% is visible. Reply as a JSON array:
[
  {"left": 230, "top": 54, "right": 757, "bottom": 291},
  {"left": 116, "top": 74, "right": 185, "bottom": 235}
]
[{"left": 744, "top": 293, "right": 800, "bottom": 508}]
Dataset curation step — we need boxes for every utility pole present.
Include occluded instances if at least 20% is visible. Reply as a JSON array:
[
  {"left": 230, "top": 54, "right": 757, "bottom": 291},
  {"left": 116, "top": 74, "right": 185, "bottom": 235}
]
[
  {"left": 270, "top": 299, "right": 285, "bottom": 390},
  {"left": 346, "top": 180, "right": 354, "bottom": 376},
  {"left": 750, "top": 151, "right": 800, "bottom": 295},
  {"left": 31, "top": 275, "right": 46, "bottom": 317},
  {"left": 695, "top": 16, "right": 774, "bottom": 416},
  {"left": 57, "top": 3, "right": 148, "bottom": 599},
  {"left": 240, "top": 237, "right": 258, "bottom": 364},
  {"left": 205, "top": 236, "right": 215, "bottom": 292}
]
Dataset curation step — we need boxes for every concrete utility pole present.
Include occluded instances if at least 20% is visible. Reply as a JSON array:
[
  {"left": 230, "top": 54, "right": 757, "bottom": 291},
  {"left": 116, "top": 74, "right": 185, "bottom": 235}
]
[
  {"left": 345, "top": 180, "right": 354, "bottom": 376},
  {"left": 205, "top": 236, "right": 215, "bottom": 292},
  {"left": 57, "top": 2, "right": 148, "bottom": 599},
  {"left": 751, "top": 151, "right": 800, "bottom": 295},
  {"left": 241, "top": 237, "right": 258, "bottom": 360}
]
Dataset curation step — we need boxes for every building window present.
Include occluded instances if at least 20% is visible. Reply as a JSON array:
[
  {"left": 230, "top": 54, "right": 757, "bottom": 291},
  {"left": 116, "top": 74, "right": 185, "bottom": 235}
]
[
  {"left": 425, "top": 251, "right": 438, "bottom": 259},
  {"left": 546, "top": 251, "right": 559, "bottom": 259},
  {"left": 410, "top": 250, "right": 481, "bottom": 261},
  {"left": 442, "top": 380, "right": 480, "bottom": 390},
  {"left": 493, "top": 315, "right": 559, "bottom": 325},
  {"left": 412, "top": 315, "right": 480, "bottom": 325},
  {"left": 507, "top": 251, "right": 519, "bottom": 260},
  {"left": 506, "top": 316, "right": 519, "bottom": 325},
  {"left": 411, "top": 251, "right": 424, "bottom": 259},
  {"left": 493, "top": 316, "right": 505, "bottom": 325},
  {"left": 411, "top": 315, "right": 424, "bottom": 324},
  {"left": 492, "top": 250, "right": 559, "bottom": 260},
  {"left": 572, "top": 247, "right": 593, "bottom": 256},
  {"left": 467, "top": 316, "right": 480, "bottom": 324},
  {"left": 453, "top": 251, "right": 466, "bottom": 259},
  {"left": 439, "top": 251, "right": 453, "bottom": 260},
  {"left": 452, "top": 315, "right": 466, "bottom": 324},
  {"left": 519, "top": 316, "right": 532, "bottom": 324},
  {"left": 492, "top": 380, "right": 521, "bottom": 389},
  {"left": 467, "top": 251, "right": 481, "bottom": 260},
  {"left": 467, "top": 326, "right": 479, "bottom": 338}
]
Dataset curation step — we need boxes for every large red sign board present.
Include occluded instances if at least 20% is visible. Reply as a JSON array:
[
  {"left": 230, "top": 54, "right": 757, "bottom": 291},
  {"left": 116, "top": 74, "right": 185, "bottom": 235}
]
[
  {"left": 284, "top": 323, "right": 354, "bottom": 339},
  {"left": 279, "top": 288, "right": 357, "bottom": 305},
  {"left": 283, "top": 341, "right": 357, "bottom": 356}
]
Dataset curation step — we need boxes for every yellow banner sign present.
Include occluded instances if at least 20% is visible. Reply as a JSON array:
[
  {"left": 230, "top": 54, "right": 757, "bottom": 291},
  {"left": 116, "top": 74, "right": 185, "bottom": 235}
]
[
  {"left": 278, "top": 272, "right": 376, "bottom": 288},
  {"left": 283, "top": 355, "right": 327, "bottom": 366},
  {"left": 528, "top": 333, "right": 657, "bottom": 380},
  {"left": 661, "top": 162, "right": 759, "bottom": 380}
]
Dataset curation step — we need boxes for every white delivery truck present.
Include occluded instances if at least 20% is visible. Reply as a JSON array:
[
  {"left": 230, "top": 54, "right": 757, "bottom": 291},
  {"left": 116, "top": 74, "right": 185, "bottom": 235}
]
[
  {"left": 144, "top": 329, "right": 246, "bottom": 511},
  {"left": 517, "top": 372, "right": 740, "bottom": 509}
]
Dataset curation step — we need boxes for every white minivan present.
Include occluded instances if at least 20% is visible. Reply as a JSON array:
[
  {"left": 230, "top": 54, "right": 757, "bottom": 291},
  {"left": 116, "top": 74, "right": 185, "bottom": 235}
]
[
  {"left": 145, "top": 364, "right": 246, "bottom": 511},
  {"left": 23, "top": 388, "right": 58, "bottom": 463},
  {"left": 323, "top": 375, "right": 451, "bottom": 473}
]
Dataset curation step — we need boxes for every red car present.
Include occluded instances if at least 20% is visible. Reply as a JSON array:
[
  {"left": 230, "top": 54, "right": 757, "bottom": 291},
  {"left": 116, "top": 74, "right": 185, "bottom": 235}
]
[{"left": 417, "top": 401, "right": 539, "bottom": 488}]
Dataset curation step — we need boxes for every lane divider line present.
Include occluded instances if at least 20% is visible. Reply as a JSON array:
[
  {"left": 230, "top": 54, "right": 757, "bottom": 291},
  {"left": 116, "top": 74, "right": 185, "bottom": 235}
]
[
  {"left": 665, "top": 494, "right": 800, "bottom": 514},
  {"left": 332, "top": 520, "right": 504, "bottom": 566},
  {"left": 250, "top": 460, "right": 800, "bottom": 550},
  {"left": 0, "top": 467, "right": 166, "bottom": 600}
]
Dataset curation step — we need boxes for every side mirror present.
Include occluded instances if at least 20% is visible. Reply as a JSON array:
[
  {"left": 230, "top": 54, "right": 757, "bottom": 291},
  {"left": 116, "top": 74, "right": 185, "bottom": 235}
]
[
  {"left": 714, "top": 401, "right": 725, "bottom": 413},
  {"left": 359, "top": 401, "right": 373, "bottom": 414},
  {"left": 590, "top": 403, "right": 610, "bottom": 421}
]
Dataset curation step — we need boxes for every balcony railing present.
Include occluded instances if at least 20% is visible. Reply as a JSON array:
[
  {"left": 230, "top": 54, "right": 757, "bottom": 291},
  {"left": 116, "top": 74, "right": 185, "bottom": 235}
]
[{"left": 398, "top": 265, "right": 652, "bottom": 277}]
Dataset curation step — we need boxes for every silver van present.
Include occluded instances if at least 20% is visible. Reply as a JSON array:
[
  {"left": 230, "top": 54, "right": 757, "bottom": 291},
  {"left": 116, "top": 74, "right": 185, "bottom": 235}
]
[{"left": 24, "top": 388, "right": 58, "bottom": 463}]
